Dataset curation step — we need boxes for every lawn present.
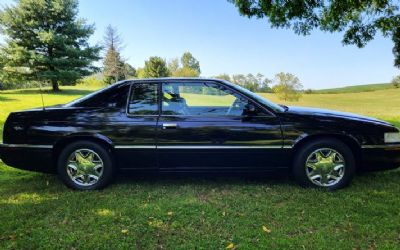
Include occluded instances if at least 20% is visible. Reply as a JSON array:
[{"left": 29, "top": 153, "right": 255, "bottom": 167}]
[
  {"left": 312, "top": 83, "right": 394, "bottom": 94},
  {"left": 0, "top": 86, "right": 399, "bottom": 249}
]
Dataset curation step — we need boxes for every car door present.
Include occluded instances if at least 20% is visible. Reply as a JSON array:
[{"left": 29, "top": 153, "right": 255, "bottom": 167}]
[
  {"left": 113, "top": 82, "right": 159, "bottom": 171},
  {"left": 157, "top": 80, "right": 285, "bottom": 173}
]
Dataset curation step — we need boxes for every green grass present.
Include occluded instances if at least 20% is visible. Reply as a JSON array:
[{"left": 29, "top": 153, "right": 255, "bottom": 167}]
[
  {"left": 313, "top": 83, "right": 394, "bottom": 94},
  {"left": 1, "top": 85, "right": 400, "bottom": 249}
]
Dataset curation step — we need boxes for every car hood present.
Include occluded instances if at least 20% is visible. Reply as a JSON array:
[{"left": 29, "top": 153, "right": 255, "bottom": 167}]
[{"left": 285, "top": 106, "right": 390, "bottom": 125}]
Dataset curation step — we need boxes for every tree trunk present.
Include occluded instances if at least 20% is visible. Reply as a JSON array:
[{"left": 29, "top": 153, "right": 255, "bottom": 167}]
[{"left": 52, "top": 79, "right": 60, "bottom": 92}]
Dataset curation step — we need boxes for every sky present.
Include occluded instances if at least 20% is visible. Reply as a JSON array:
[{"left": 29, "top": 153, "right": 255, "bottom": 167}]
[{"left": 1, "top": 0, "right": 399, "bottom": 89}]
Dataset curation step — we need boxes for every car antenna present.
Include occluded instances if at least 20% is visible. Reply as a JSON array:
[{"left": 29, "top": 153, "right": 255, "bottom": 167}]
[{"left": 39, "top": 81, "right": 45, "bottom": 110}]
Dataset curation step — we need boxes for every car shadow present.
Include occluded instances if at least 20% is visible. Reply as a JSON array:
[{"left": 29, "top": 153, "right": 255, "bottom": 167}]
[{"left": 113, "top": 171, "right": 292, "bottom": 187}]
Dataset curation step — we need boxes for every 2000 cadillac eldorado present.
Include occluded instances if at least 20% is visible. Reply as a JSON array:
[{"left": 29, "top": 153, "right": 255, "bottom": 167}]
[{"left": 1, "top": 78, "right": 399, "bottom": 190}]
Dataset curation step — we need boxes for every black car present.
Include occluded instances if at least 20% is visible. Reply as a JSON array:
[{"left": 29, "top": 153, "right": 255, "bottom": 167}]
[{"left": 1, "top": 78, "right": 399, "bottom": 190}]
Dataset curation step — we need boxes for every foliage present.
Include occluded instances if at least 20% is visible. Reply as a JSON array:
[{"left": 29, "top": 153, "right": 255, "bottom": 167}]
[
  {"left": 123, "top": 63, "right": 136, "bottom": 79},
  {"left": 181, "top": 52, "right": 201, "bottom": 75},
  {"left": 167, "top": 58, "right": 180, "bottom": 75},
  {"left": 168, "top": 53, "right": 201, "bottom": 77},
  {"left": 142, "top": 56, "right": 169, "bottom": 78},
  {"left": 78, "top": 75, "right": 105, "bottom": 88},
  {"left": 304, "top": 89, "right": 314, "bottom": 94},
  {"left": 136, "top": 67, "right": 146, "bottom": 78},
  {"left": 172, "top": 67, "right": 199, "bottom": 77},
  {"left": 272, "top": 72, "right": 303, "bottom": 101},
  {"left": 102, "top": 25, "right": 125, "bottom": 84},
  {"left": 392, "top": 75, "right": 400, "bottom": 88},
  {"left": 228, "top": 0, "right": 400, "bottom": 68},
  {"left": 215, "top": 73, "right": 271, "bottom": 92},
  {"left": 0, "top": 0, "right": 101, "bottom": 91}
]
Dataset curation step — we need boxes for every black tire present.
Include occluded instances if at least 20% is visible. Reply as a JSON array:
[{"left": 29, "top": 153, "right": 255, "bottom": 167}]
[
  {"left": 292, "top": 138, "right": 356, "bottom": 190},
  {"left": 57, "top": 141, "right": 114, "bottom": 190}
]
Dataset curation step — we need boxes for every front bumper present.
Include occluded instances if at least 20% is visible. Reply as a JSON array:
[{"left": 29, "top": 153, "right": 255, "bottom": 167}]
[
  {"left": 0, "top": 143, "right": 55, "bottom": 173},
  {"left": 360, "top": 144, "right": 400, "bottom": 171}
]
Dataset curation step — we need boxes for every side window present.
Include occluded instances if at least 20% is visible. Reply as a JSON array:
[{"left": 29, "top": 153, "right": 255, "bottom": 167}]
[
  {"left": 128, "top": 83, "right": 158, "bottom": 115},
  {"left": 77, "top": 84, "right": 129, "bottom": 108},
  {"left": 162, "top": 82, "right": 265, "bottom": 116}
]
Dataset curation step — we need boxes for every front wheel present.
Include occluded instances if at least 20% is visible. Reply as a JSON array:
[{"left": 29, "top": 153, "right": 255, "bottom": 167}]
[
  {"left": 57, "top": 141, "right": 114, "bottom": 190},
  {"left": 292, "top": 138, "right": 356, "bottom": 190}
]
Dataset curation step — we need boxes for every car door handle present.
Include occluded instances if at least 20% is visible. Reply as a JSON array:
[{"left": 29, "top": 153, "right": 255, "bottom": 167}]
[{"left": 162, "top": 123, "right": 178, "bottom": 129}]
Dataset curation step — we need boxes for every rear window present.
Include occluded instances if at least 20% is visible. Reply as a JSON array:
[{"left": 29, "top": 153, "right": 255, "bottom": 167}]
[{"left": 66, "top": 83, "right": 129, "bottom": 108}]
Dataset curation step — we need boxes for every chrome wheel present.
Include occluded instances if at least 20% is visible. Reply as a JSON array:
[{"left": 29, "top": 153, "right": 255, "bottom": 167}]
[
  {"left": 66, "top": 149, "right": 104, "bottom": 187},
  {"left": 305, "top": 148, "right": 345, "bottom": 187}
]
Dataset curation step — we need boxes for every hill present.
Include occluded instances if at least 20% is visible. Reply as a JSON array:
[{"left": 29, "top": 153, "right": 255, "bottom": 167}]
[{"left": 313, "top": 83, "right": 394, "bottom": 94}]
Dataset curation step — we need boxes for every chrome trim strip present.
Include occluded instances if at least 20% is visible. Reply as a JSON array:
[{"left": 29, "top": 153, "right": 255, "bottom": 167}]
[
  {"left": 114, "top": 145, "right": 292, "bottom": 149},
  {"left": 114, "top": 145, "right": 157, "bottom": 149},
  {"left": 0, "top": 143, "right": 53, "bottom": 149},
  {"left": 361, "top": 144, "right": 400, "bottom": 149},
  {"left": 157, "top": 145, "right": 283, "bottom": 149}
]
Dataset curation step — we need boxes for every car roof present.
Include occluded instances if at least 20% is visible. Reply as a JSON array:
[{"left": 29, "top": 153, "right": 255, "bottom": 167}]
[{"left": 126, "top": 77, "right": 224, "bottom": 83}]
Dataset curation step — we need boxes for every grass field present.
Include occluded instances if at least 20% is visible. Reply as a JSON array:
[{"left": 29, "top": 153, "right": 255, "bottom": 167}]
[
  {"left": 1, "top": 85, "right": 400, "bottom": 249},
  {"left": 313, "top": 83, "right": 395, "bottom": 94}
]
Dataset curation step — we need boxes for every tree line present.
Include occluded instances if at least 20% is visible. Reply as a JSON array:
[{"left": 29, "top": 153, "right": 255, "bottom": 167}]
[{"left": 0, "top": 0, "right": 398, "bottom": 98}]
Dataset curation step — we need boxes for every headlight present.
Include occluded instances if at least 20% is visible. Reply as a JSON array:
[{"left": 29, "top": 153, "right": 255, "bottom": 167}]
[{"left": 384, "top": 132, "right": 400, "bottom": 143}]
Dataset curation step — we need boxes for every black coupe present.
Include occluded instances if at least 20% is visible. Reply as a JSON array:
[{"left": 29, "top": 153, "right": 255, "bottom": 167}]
[{"left": 1, "top": 78, "right": 399, "bottom": 190}]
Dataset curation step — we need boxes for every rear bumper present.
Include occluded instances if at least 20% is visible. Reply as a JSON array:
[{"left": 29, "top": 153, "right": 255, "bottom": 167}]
[
  {"left": 360, "top": 144, "right": 400, "bottom": 171},
  {"left": 0, "top": 143, "right": 55, "bottom": 173}
]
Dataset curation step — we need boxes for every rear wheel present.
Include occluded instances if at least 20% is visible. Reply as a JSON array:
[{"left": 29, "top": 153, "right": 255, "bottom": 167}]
[
  {"left": 57, "top": 141, "right": 114, "bottom": 190},
  {"left": 292, "top": 138, "right": 356, "bottom": 190}
]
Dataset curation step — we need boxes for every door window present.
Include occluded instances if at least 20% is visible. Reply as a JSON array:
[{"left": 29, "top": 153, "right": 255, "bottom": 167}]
[
  {"left": 128, "top": 83, "right": 158, "bottom": 115},
  {"left": 162, "top": 82, "right": 265, "bottom": 116}
]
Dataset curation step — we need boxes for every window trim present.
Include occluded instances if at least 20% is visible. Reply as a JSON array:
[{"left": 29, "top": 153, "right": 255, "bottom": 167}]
[
  {"left": 125, "top": 81, "right": 160, "bottom": 117},
  {"left": 159, "top": 81, "right": 275, "bottom": 118}
]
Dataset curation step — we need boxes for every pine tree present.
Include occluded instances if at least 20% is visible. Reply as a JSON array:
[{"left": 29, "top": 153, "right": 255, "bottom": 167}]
[
  {"left": 102, "top": 25, "right": 125, "bottom": 84},
  {"left": 0, "top": 0, "right": 101, "bottom": 91},
  {"left": 143, "top": 57, "right": 169, "bottom": 78}
]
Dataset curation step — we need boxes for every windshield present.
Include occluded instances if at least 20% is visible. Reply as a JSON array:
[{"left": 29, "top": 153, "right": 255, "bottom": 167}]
[{"left": 222, "top": 80, "right": 284, "bottom": 112}]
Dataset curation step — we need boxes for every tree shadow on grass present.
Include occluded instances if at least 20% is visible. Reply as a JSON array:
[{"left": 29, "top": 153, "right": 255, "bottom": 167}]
[
  {"left": 0, "top": 88, "right": 93, "bottom": 96},
  {"left": 0, "top": 95, "right": 17, "bottom": 102}
]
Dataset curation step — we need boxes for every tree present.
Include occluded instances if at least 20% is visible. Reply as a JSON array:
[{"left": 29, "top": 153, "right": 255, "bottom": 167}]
[
  {"left": 229, "top": 0, "right": 400, "bottom": 68},
  {"left": 167, "top": 58, "right": 180, "bottom": 76},
  {"left": 0, "top": 0, "right": 101, "bottom": 91},
  {"left": 392, "top": 75, "right": 400, "bottom": 88},
  {"left": 214, "top": 74, "right": 232, "bottom": 81},
  {"left": 123, "top": 63, "right": 136, "bottom": 79},
  {"left": 168, "top": 53, "right": 201, "bottom": 77},
  {"left": 143, "top": 56, "right": 169, "bottom": 78},
  {"left": 173, "top": 67, "right": 199, "bottom": 77},
  {"left": 103, "top": 25, "right": 125, "bottom": 84},
  {"left": 229, "top": 73, "right": 271, "bottom": 92},
  {"left": 181, "top": 52, "right": 201, "bottom": 75},
  {"left": 272, "top": 72, "right": 303, "bottom": 101}
]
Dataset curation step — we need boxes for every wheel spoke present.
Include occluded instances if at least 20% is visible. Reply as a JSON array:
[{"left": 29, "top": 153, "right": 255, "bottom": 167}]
[
  {"left": 89, "top": 174, "right": 99, "bottom": 181},
  {"left": 310, "top": 174, "right": 321, "bottom": 180},
  {"left": 93, "top": 164, "right": 103, "bottom": 173},
  {"left": 334, "top": 164, "right": 344, "bottom": 171},
  {"left": 67, "top": 163, "right": 78, "bottom": 171}
]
